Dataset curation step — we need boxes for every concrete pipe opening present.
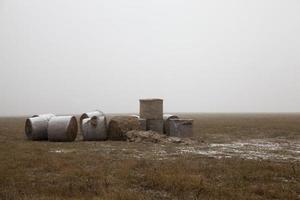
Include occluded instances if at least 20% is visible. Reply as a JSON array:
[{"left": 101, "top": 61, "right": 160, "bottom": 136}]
[
  {"left": 24, "top": 114, "right": 55, "bottom": 140},
  {"left": 108, "top": 116, "right": 140, "bottom": 141}
]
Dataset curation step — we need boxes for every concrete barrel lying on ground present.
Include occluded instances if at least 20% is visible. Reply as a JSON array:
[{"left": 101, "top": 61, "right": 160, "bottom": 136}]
[
  {"left": 139, "top": 99, "right": 163, "bottom": 119},
  {"left": 48, "top": 116, "right": 78, "bottom": 142},
  {"left": 108, "top": 116, "right": 140, "bottom": 140},
  {"left": 25, "top": 114, "right": 55, "bottom": 140},
  {"left": 82, "top": 115, "right": 107, "bottom": 141},
  {"left": 169, "top": 119, "right": 194, "bottom": 138},
  {"left": 146, "top": 119, "right": 164, "bottom": 134},
  {"left": 79, "top": 110, "right": 104, "bottom": 131},
  {"left": 163, "top": 114, "right": 179, "bottom": 135}
]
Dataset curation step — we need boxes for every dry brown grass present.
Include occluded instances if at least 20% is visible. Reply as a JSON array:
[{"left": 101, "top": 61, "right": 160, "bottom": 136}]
[
  {"left": 179, "top": 113, "right": 300, "bottom": 142},
  {"left": 0, "top": 114, "right": 300, "bottom": 199}
]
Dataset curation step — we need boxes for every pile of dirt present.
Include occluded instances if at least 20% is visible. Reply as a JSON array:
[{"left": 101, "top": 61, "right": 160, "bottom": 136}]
[
  {"left": 125, "top": 130, "right": 195, "bottom": 145},
  {"left": 108, "top": 116, "right": 140, "bottom": 140}
]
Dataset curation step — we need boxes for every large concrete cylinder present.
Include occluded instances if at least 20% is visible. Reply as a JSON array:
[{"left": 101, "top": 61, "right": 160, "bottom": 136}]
[
  {"left": 82, "top": 115, "right": 107, "bottom": 141},
  {"left": 169, "top": 119, "right": 194, "bottom": 138},
  {"left": 139, "top": 99, "right": 163, "bottom": 119},
  {"left": 25, "top": 114, "right": 55, "bottom": 140},
  {"left": 108, "top": 116, "right": 140, "bottom": 140},
  {"left": 48, "top": 116, "right": 78, "bottom": 142},
  {"left": 163, "top": 114, "right": 179, "bottom": 135},
  {"left": 80, "top": 110, "right": 104, "bottom": 131}
]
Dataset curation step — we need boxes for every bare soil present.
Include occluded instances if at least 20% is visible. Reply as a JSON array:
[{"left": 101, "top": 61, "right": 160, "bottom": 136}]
[{"left": 0, "top": 113, "right": 300, "bottom": 199}]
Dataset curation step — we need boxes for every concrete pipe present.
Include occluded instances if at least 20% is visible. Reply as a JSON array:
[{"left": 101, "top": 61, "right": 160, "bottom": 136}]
[
  {"left": 169, "top": 119, "right": 194, "bottom": 138},
  {"left": 108, "top": 116, "right": 140, "bottom": 140},
  {"left": 163, "top": 114, "right": 179, "bottom": 135},
  {"left": 82, "top": 116, "right": 107, "bottom": 141},
  {"left": 25, "top": 114, "right": 55, "bottom": 140},
  {"left": 80, "top": 110, "right": 104, "bottom": 131},
  {"left": 48, "top": 116, "right": 78, "bottom": 142}
]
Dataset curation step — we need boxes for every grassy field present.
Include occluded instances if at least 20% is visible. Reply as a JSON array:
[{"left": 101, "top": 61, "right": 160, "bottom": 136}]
[{"left": 0, "top": 113, "right": 300, "bottom": 199}]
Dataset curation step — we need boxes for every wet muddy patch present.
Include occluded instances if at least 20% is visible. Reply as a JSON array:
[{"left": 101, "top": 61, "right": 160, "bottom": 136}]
[
  {"left": 178, "top": 139, "right": 300, "bottom": 161},
  {"left": 48, "top": 139, "right": 300, "bottom": 162}
]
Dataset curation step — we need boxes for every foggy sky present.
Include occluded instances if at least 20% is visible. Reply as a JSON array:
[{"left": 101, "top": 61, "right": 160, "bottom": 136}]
[{"left": 0, "top": 0, "right": 300, "bottom": 116}]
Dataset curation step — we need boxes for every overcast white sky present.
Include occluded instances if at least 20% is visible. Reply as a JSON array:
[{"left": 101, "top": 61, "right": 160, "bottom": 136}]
[{"left": 0, "top": 0, "right": 299, "bottom": 116}]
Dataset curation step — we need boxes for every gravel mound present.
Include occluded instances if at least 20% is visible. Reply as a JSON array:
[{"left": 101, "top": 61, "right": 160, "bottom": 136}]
[{"left": 125, "top": 130, "right": 195, "bottom": 145}]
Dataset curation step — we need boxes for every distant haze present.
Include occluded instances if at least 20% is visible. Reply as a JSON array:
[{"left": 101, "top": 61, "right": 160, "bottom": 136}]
[{"left": 0, "top": 0, "right": 300, "bottom": 116}]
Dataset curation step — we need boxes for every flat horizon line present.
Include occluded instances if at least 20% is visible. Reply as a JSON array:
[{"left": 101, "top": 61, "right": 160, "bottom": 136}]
[{"left": 1, "top": 112, "right": 300, "bottom": 118}]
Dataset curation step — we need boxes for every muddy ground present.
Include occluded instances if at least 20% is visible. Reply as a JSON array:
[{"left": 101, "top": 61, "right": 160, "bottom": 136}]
[{"left": 0, "top": 113, "right": 300, "bottom": 199}]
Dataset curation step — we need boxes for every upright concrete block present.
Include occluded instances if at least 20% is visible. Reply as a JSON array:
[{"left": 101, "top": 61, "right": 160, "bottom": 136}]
[
  {"left": 138, "top": 118, "right": 147, "bottom": 131},
  {"left": 139, "top": 99, "right": 163, "bottom": 119},
  {"left": 147, "top": 119, "right": 164, "bottom": 134}
]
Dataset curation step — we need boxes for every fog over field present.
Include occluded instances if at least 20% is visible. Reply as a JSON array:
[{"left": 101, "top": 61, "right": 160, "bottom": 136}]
[{"left": 0, "top": 0, "right": 300, "bottom": 116}]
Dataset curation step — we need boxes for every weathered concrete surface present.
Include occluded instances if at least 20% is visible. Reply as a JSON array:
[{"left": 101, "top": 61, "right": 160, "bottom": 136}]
[
  {"left": 25, "top": 114, "right": 55, "bottom": 140},
  {"left": 139, "top": 99, "right": 163, "bottom": 119},
  {"left": 80, "top": 110, "right": 104, "bottom": 131},
  {"left": 82, "top": 116, "right": 107, "bottom": 141},
  {"left": 138, "top": 118, "right": 147, "bottom": 131},
  {"left": 108, "top": 116, "right": 140, "bottom": 140},
  {"left": 48, "top": 116, "right": 78, "bottom": 142},
  {"left": 146, "top": 119, "right": 164, "bottom": 134},
  {"left": 163, "top": 114, "right": 179, "bottom": 135},
  {"left": 169, "top": 119, "right": 193, "bottom": 138}
]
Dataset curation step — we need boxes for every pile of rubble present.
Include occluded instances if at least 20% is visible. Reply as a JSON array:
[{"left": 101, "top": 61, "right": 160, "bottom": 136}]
[{"left": 125, "top": 130, "right": 196, "bottom": 145}]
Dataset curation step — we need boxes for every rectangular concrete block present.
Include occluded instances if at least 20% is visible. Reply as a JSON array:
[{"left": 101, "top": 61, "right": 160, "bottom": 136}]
[
  {"left": 146, "top": 119, "right": 164, "bottom": 134},
  {"left": 139, "top": 99, "right": 163, "bottom": 119},
  {"left": 169, "top": 119, "right": 193, "bottom": 138},
  {"left": 138, "top": 118, "right": 147, "bottom": 131}
]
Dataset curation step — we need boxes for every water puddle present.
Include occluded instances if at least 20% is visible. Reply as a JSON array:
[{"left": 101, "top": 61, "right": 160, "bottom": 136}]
[{"left": 49, "top": 149, "right": 76, "bottom": 154}]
